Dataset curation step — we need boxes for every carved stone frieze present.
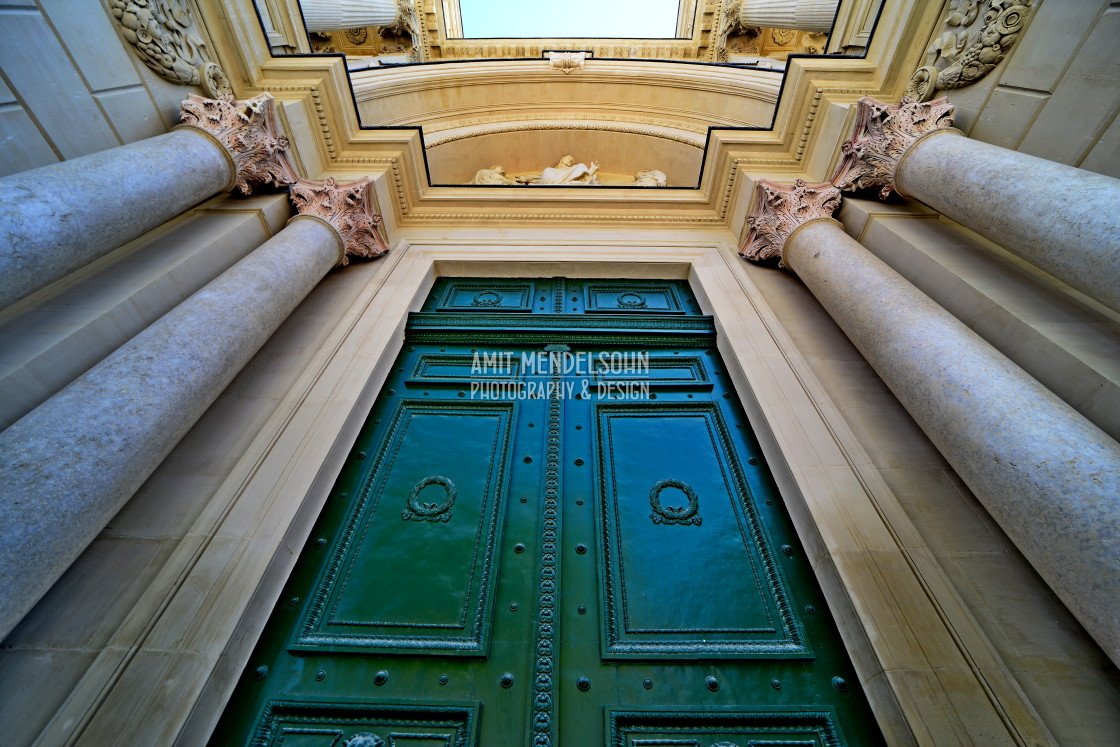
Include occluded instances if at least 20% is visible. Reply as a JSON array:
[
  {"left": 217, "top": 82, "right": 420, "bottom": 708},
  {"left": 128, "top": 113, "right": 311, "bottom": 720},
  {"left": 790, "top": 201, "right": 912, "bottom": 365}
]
[
  {"left": 289, "top": 177, "right": 390, "bottom": 264},
  {"left": 108, "top": 0, "right": 231, "bottom": 97},
  {"left": 178, "top": 93, "right": 298, "bottom": 195},
  {"left": 907, "top": 0, "right": 1033, "bottom": 102},
  {"left": 831, "top": 95, "right": 955, "bottom": 199},
  {"left": 739, "top": 179, "right": 840, "bottom": 264}
]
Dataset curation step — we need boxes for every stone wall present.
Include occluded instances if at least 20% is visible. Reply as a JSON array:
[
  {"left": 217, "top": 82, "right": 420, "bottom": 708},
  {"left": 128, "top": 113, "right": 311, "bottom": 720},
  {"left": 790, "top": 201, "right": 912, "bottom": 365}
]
[
  {"left": 0, "top": 1, "right": 198, "bottom": 178},
  {"left": 937, "top": 0, "right": 1119, "bottom": 178}
]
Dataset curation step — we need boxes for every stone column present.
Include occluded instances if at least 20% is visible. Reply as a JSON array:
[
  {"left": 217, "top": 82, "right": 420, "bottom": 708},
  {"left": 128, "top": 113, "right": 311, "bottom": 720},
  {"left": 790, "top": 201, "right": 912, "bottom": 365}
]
[
  {"left": 740, "top": 179, "right": 1120, "bottom": 666},
  {"left": 300, "top": 0, "right": 399, "bottom": 31},
  {"left": 0, "top": 177, "right": 388, "bottom": 641},
  {"left": 833, "top": 96, "right": 1120, "bottom": 313},
  {"left": 739, "top": 0, "right": 839, "bottom": 33},
  {"left": 0, "top": 93, "right": 295, "bottom": 311}
]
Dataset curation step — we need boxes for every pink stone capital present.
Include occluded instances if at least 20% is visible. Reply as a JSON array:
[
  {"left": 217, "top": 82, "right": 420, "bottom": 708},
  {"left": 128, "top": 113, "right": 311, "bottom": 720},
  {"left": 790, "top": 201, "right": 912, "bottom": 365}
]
[
  {"left": 739, "top": 179, "right": 841, "bottom": 265},
  {"left": 289, "top": 177, "right": 390, "bottom": 264},
  {"left": 179, "top": 92, "right": 297, "bottom": 195},
  {"left": 831, "top": 96, "right": 955, "bottom": 199}
]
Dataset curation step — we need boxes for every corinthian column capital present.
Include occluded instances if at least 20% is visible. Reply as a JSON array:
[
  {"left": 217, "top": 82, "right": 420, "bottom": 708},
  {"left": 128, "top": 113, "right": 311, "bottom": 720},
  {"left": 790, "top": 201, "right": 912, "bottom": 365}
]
[
  {"left": 832, "top": 96, "right": 956, "bottom": 199},
  {"left": 177, "top": 92, "right": 297, "bottom": 195},
  {"left": 739, "top": 179, "right": 841, "bottom": 264},
  {"left": 289, "top": 177, "right": 390, "bottom": 264}
]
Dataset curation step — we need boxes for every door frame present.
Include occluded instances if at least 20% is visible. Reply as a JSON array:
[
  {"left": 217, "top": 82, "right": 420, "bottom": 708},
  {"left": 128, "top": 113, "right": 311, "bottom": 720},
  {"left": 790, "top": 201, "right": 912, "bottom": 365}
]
[{"left": 46, "top": 239, "right": 1051, "bottom": 746}]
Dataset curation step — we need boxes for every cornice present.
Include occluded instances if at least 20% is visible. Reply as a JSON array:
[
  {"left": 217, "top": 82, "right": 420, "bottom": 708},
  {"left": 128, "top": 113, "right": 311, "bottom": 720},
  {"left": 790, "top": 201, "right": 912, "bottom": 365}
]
[{"left": 191, "top": 0, "right": 942, "bottom": 231}]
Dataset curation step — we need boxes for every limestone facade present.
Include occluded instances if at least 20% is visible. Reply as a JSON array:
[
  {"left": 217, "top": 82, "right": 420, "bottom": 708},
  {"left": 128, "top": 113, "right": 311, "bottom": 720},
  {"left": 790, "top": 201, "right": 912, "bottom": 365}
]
[{"left": 1, "top": 1, "right": 1118, "bottom": 745}]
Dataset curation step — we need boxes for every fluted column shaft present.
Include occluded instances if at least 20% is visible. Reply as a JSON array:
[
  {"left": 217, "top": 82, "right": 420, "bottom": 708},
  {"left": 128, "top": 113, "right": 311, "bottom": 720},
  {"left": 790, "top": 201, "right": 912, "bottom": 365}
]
[
  {"left": 0, "top": 216, "right": 343, "bottom": 640},
  {"left": 300, "top": 0, "right": 397, "bottom": 31},
  {"left": 0, "top": 129, "right": 233, "bottom": 310},
  {"left": 835, "top": 96, "right": 1120, "bottom": 313},
  {"left": 784, "top": 217, "right": 1120, "bottom": 666},
  {"left": 740, "top": 0, "right": 839, "bottom": 33},
  {"left": 896, "top": 130, "right": 1120, "bottom": 312}
]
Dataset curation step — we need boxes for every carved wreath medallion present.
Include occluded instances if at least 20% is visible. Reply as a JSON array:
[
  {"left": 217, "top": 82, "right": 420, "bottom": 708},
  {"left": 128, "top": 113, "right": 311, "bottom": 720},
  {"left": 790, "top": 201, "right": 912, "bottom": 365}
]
[
  {"left": 402, "top": 475, "right": 457, "bottom": 522},
  {"left": 470, "top": 291, "right": 503, "bottom": 307},
  {"left": 649, "top": 479, "right": 702, "bottom": 526}
]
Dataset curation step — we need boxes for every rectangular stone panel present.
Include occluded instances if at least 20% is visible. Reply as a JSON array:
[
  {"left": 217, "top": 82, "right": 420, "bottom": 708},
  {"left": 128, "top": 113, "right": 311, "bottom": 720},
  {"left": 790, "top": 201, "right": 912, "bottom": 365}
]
[
  {"left": 595, "top": 403, "right": 809, "bottom": 658},
  {"left": 292, "top": 401, "right": 513, "bottom": 655}
]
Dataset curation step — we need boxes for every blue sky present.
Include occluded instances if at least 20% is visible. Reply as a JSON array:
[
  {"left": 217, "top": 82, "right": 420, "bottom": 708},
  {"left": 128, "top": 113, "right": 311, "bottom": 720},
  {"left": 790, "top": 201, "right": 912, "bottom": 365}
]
[{"left": 459, "top": 0, "right": 682, "bottom": 39}]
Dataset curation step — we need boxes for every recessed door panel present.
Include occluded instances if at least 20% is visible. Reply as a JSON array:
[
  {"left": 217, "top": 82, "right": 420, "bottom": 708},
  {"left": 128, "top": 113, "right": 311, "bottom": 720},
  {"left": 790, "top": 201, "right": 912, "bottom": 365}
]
[
  {"left": 293, "top": 402, "right": 514, "bottom": 655},
  {"left": 245, "top": 700, "right": 479, "bottom": 747},
  {"left": 606, "top": 707, "right": 844, "bottom": 747},
  {"left": 596, "top": 403, "right": 808, "bottom": 658}
]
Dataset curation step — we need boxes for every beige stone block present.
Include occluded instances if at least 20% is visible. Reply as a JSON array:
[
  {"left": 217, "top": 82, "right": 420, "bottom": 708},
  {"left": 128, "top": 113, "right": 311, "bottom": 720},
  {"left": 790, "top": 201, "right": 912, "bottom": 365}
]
[
  {"left": 998, "top": 0, "right": 1104, "bottom": 93},
  {"left": 95, "top": 87, "right": 166, "bottom": 144},
  {"left": 970, "top": 87, "right": 1049, "bottom": 151},
  {"left": 0, "top": 648, "right": 98, "bottom": 747},
  {"left": 78, "top": 650, "right": 213, "bottom": 747},
  {"left": 38, "top": 0, "right": 141, "bottom": 91},
  {"left": 837, "top": 403, "right": 950, "bottom": 471},
  {"left": 791, "top": 465, "right": 903, "bottom": 555},
  {"left": 1019, "top": 8, "right": 1120, "bottom": 165},
  {"left": 0, "top": 366, "right": 45, "bottom": 428},
  {"left": 1080, "top": 110, "right": 1120, "bottom": 178},
  {"left": 0, "top": 103, "right": 60, "bottom": 177},
  {"left": 878, "top": 468, "right": 1009, "bottom": 554},
  {"left": 1013, "top": 668, "right": 1120, "bottom": 746},
  {"left": 831, "top": 549, "right": 971, "bottom": 670},
  {"left": 2, "top": 536, "right": 173, "bottom": 649},
  {"left": 203, "top": 192, "right": 295, "bottom": 236},
  {"left": 881, "top": 668, "right": 1023, "bottom": 746},
  {"left": 941, "top": 551, "right": 1116, "bottom": 676},
  {"left": 0, "top": 8, "right": 119, "bottom": 158},
  {"left": 105, "top": 454, "right": 238, "bottom": 539}
]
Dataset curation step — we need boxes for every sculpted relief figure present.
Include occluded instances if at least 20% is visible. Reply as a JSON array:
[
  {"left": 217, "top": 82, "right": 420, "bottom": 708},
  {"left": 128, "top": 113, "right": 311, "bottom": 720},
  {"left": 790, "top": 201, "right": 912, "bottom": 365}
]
[
  {"left": 633, "top": 169, "right": 668, "bottom": 187},
  {"left": 536, "top": 155, "right": 600, "bottom": 185},
  {"left": 470, "top": 165, "right": 520, "bottom": 185}
]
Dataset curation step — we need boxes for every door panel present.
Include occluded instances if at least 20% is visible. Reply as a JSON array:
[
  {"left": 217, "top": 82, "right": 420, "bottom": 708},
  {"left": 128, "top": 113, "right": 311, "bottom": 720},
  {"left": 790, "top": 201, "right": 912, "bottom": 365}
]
[
  {"left": 292, "top": 402, "right": 515, "bottom": 656},
  {"left": 215, "top": 279, "right": 883, "bottom": 747},
  {"left": 595, "top": 403, "right": 808, "bottom": 657}
]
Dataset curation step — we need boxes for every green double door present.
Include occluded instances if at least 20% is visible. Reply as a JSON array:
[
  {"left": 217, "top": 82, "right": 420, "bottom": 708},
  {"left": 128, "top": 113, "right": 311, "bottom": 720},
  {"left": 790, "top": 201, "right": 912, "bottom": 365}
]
[{"left": 216, "top": 279, "right": 882, "bottom": 746}]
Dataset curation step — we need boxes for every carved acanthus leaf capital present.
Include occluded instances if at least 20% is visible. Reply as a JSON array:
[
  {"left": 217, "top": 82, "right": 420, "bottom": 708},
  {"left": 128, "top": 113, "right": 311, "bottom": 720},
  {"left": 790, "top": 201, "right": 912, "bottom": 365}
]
[
  {"left": 831, "top": 96, "right": 955, "bottom": 199},
  {"left": 289, "top": 177, "right": 390, "bottom": 264},
  {"left": 179, "top": 92, "right": 297, "bottom": 195},
  {"left": 739, "top": 179, "right": 841, "bottom": 265}
]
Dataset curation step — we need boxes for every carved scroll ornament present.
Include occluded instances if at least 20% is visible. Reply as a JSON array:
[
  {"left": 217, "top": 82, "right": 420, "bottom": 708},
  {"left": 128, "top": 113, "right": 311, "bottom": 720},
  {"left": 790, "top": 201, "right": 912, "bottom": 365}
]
[
  {"left": 179, "top": 93, "right": 298, "bottom": 195},
  {"left": 739, "top": 179, "right": 841, "bottom": 265},
  {"left": 907, "top": 0, "right": 1033, "bottom": 102},
  {"left": 108, "top": 0, "right": 232, "bottom": 97},
  {"left": 831, "top": 96, "right": 955, "bottom": 199},
  {"left": 289, "top": 177, "right": 391, "bottom": 264}
]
